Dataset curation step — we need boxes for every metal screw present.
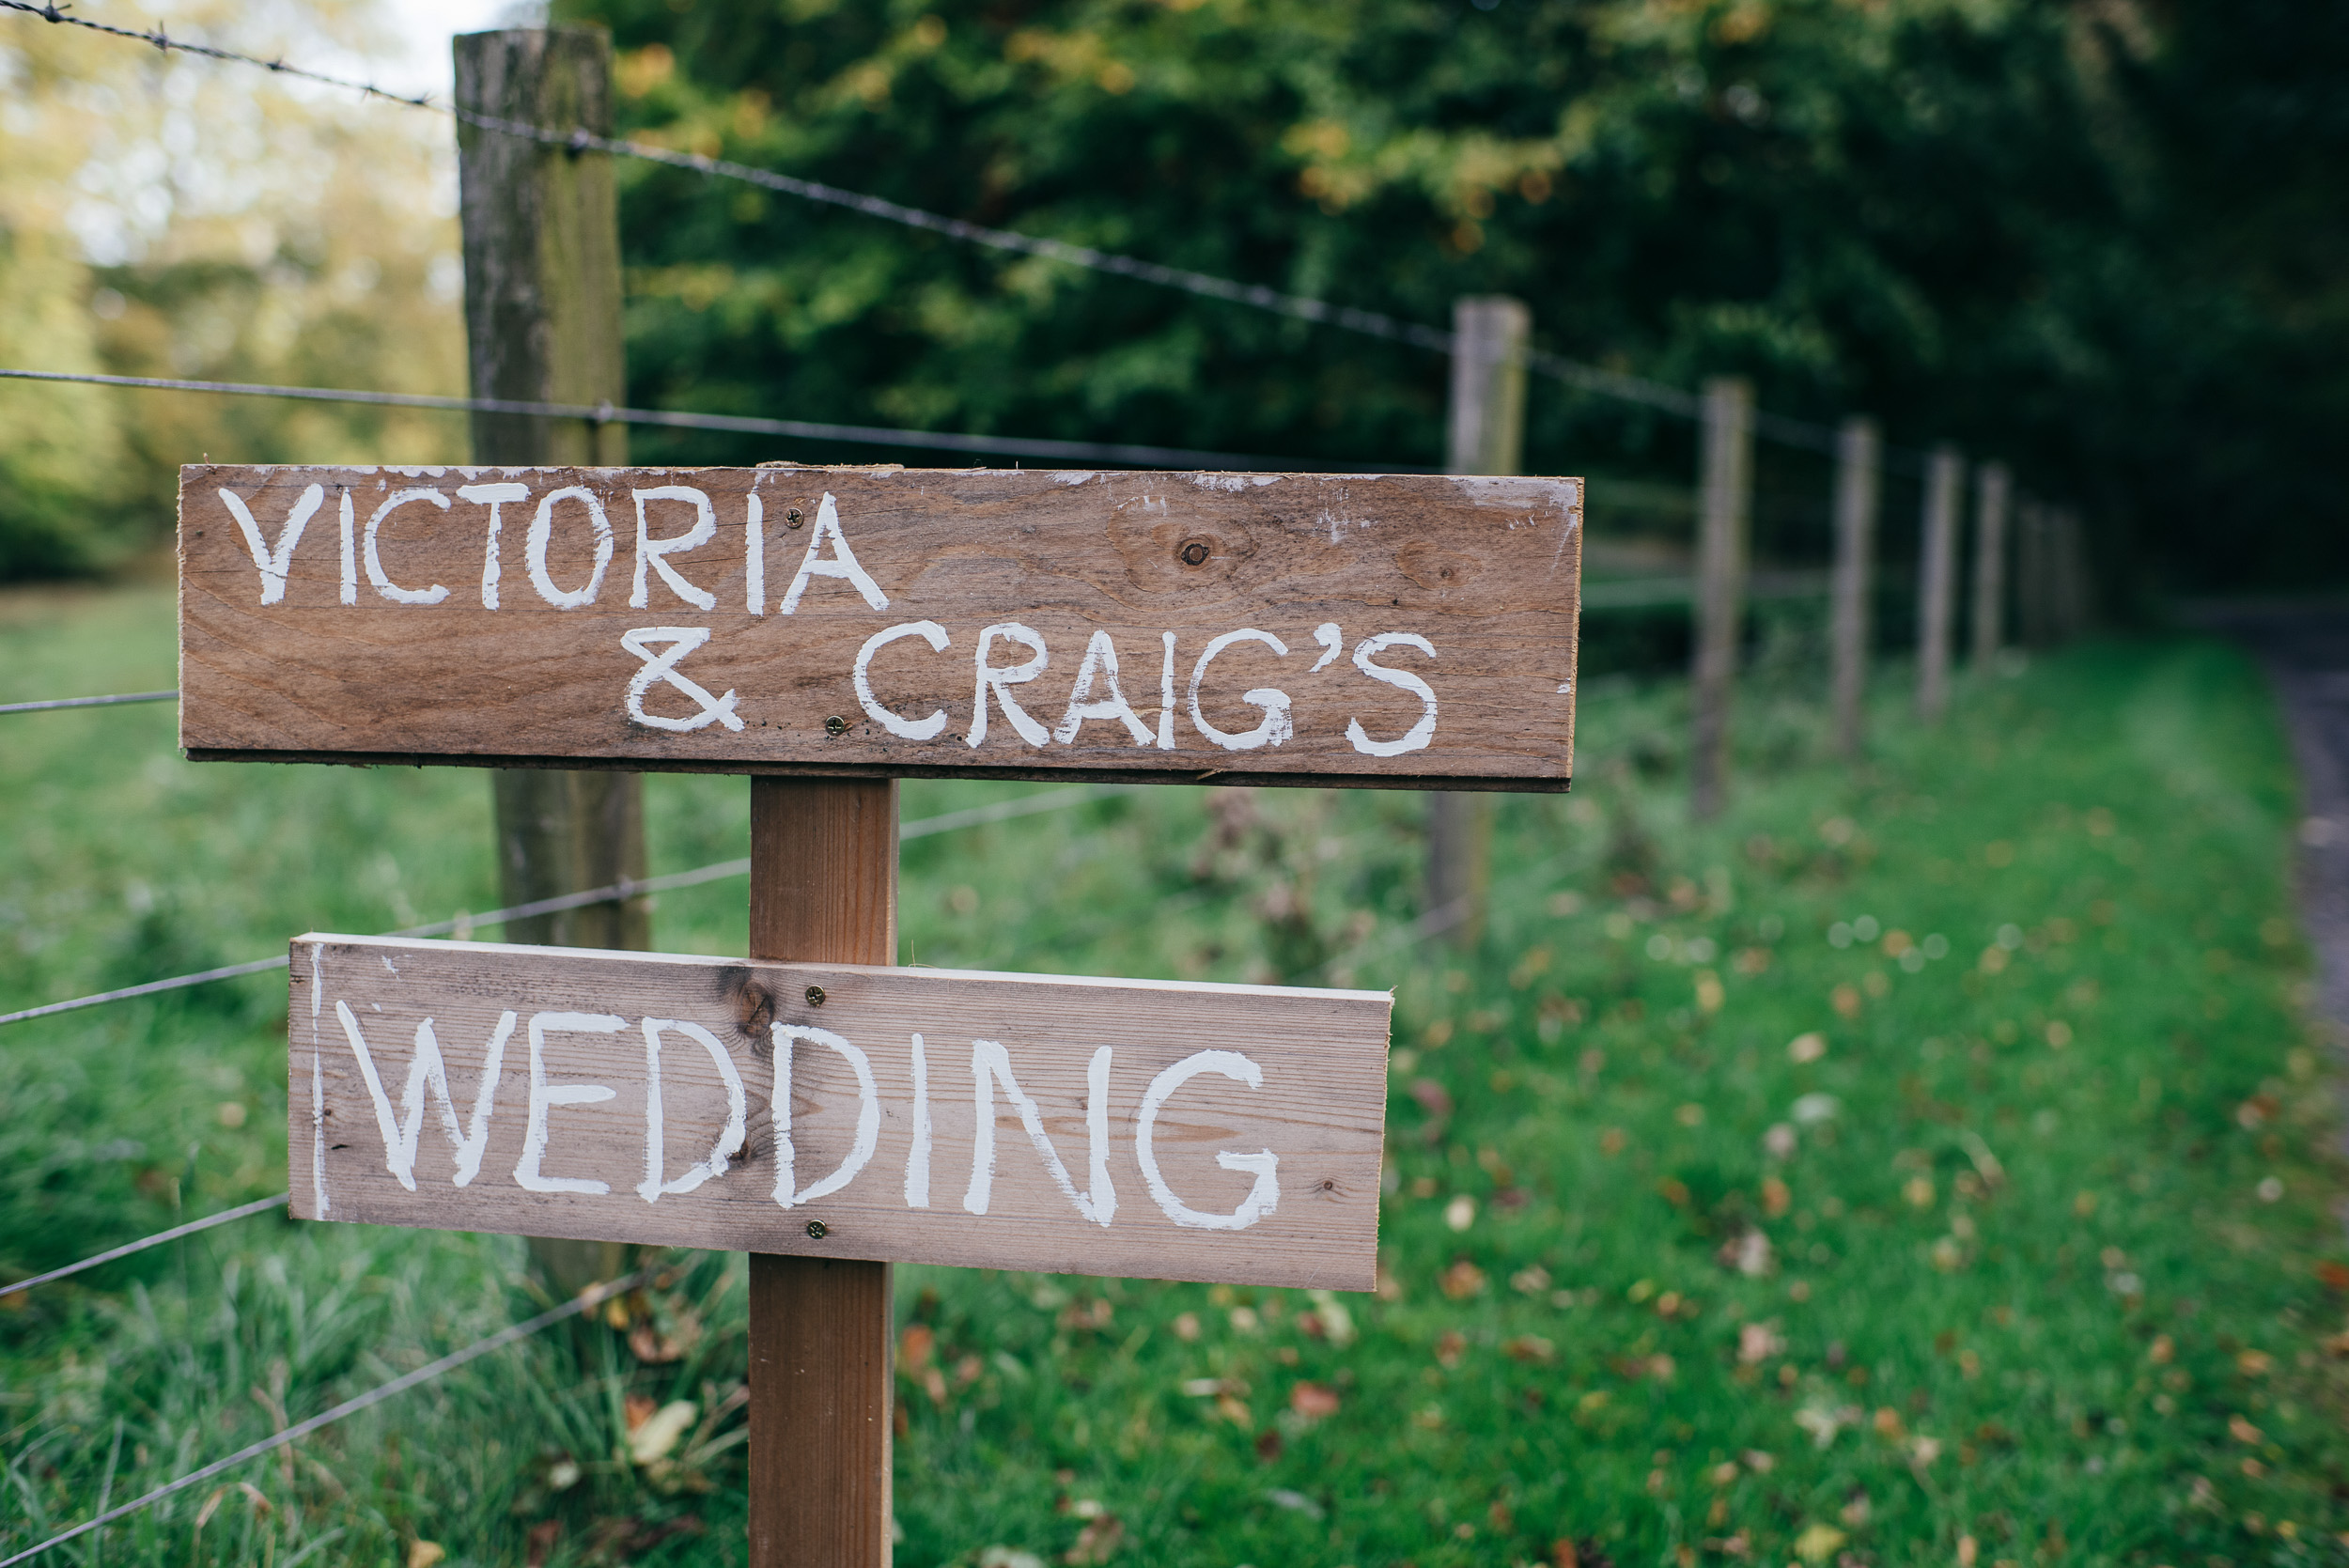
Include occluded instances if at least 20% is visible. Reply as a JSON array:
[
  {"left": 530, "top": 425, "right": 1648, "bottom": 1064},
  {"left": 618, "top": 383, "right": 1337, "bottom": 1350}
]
[
  {"left": 1180, "top": 539, "right": 1210, "bottom": 567},
  {"left": 805, "top": 1219, "right": 828, "bottom": 1239},
  {"left": 805, "top": 985, "right": 826, "bottom": 1006},
  {"left": 824, "top": 715, "right": 849, "bottom": 737},
  {"left": 786, "top": 507, "right": 804, "bottom": 529}
]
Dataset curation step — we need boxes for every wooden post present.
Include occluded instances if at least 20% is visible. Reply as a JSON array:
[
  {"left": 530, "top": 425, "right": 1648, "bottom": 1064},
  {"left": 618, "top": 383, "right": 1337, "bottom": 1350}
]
[
  {"left": 1828, "top": 416, "right": 1879, "bottom": 759},
  {"left": 2054, "top": 507, "right": 2092, "bottom": 640},
  {"left": 1427, "top": 296, "right": 1527, "bottom": 943},
  {"left": 748, "top": 779, "right": 898, "bottom": 1568},
  {"left": 1914, "top": 444, "right": 1962, "bottom": 722},
  {"left": 1970, "top": 462, "right": 2010, "bottom": 665},
  {"left": 1690, "top": 376, "right": 1752, "bottom": 819},
  {"left": 454, "top": 27, "right": 649, "bottom": 1293}
]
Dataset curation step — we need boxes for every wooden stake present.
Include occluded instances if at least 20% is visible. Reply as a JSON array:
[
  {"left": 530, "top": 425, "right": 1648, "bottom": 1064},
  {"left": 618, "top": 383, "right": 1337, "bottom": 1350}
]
[
  {"left": 1828, "top": 416, "right": 1879, "bottom": 760},
  {"left": 453, "top": 26, "right": 650, "bottom": 1296},
  {"left": 1914, "top": 444, "right": 1962, "bottom": 723},
  {"left": 1690, "top": 377, "right": 1752, "bottom": 819},
  {"left": 1970, "top": 463, "right": 2011, "bottom": 666},
  {"left": 748, "top": 778, "right": 897, "bottom": 1568},
  {"left": 2016, "top": 497, "right": 2050, "bottom": 648},
  {"left": 1427, "top": 296, "right": 1528, "bottom": 944}
]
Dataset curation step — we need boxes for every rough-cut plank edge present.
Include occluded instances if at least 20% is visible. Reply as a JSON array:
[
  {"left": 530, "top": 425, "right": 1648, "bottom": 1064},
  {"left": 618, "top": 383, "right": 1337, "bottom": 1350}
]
[
  {"left": 292, "top": 931, "right": 1391, "bottom": 1003},
  {"left": 196, "top": 749, "right": 1572, "bottom": 793}
]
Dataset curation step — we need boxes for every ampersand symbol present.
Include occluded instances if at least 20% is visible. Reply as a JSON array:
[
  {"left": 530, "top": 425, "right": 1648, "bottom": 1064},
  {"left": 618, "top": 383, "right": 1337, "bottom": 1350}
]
[{"left": 620, "top": 627, "right": 743, "bottom": 733}]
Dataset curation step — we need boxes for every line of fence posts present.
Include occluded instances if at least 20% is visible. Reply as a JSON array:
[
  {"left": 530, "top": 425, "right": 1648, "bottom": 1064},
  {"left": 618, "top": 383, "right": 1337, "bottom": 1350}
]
[
  {"left": 1425, "top": 295, "right": 1529, "bottom": 947},
  {"left": 1689, "top": 376, "right": 1755, "bottom": 820}
]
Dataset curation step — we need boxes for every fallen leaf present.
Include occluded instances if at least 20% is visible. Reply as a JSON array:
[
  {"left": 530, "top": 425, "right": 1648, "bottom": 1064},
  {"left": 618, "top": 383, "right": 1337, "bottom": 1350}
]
[
  {"left": 1439, "top": 1259, "right": 1486, "bottom": 1298},
  {"left": 1788, "top": 1032, "right": 1828, "bottom": 1064},
  {"left": 628, "top": 1401, "right": 698, "bottom": 1466},
  {"left": 624, "top": 1393, "right": 657, "bottom": 1433},
  {"left": 1503, "top": 1335, "right": 1556, "bottom": 1363},
  {"left": 1065, "top": 1514, "right": 1124, "bottom": 1564},
  {"left": 1410, "top": 1079, "right": 1454, "bottom": 1118},
  {"left": 408, "top": 1544, "right": 446, "bottom": 1568},
  {"left": 2238, "top": 1350, "right": 2274, "bottom": 1377},
  {"left": 1436, "top": 1330, "right": 1468, "bottom": 1368},
  {"left": 1289, "top": 1382, "right": 1341, "bottom": 1419},
  {"left": 1444, "top": 1195, "right": 1478, "bottom": 1233},
  {"left": 1737, "top": 1322, "right": 1785, "bottom": 1363},
  {"left": 2230, "top": 1414, "right": 2264, "bottom": 1444},
  {"left": 1793, "top": 1522, "right": 1847, "bottom": 1564}
]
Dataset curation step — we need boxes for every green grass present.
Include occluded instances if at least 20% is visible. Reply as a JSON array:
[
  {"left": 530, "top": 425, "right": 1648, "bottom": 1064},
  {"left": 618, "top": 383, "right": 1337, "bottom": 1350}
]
[{"left": 5, "top": 582, "right": 2347, "bottom": 1566}]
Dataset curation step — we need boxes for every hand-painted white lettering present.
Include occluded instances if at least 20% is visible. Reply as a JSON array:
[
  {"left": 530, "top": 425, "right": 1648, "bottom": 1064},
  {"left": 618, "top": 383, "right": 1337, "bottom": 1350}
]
[
  {"left": 744, "top": 492, "right": 765, "bottom": 614},
  {"left": 515, "top": 1011, "right": 623, "bottom": 1195},
  {"left": 966, "top": 623, "right": 1050, "bottom": 748},
  {"left": 636, "top": 1017, "right": 747, "bottom": 1203},
  {"left": 1135, "top": 1049, "right": 1281, "bottom": 1231},
  {"left": 1310, "top": 622, "right": 1344, "bottom": 673},
  {"left": 620, "top": 627, "right": 743, "bottom": 733},
  {"left": 630, "top": 486, "right": 719, "bottom": 611},
  {"left": 960, "top": 1039, "right": 1117, "bottom": 1226},
  {"left": 770, "top": 1023, "right": 881, "bottom": 1207},
  {"left": 364, "top": 488, "right": 453, "bottom": 605},
  {"left": 457, "top": 482, "right": 530, "bottom": 610},
  {"left": 777, "top": 491, "right": 889, "bottom": 613},
  {"left": 1189, "top": 629, "right": 1294, "bottom": 751},
  {"left": 1053, "top": 629, "right": 1154, "bottom": 746},
  {"left": 526, "top": 486, "right": 614, "bottom": 609},
  {"left": 1157, "top": 632, "right": 1177, "bottom": 750},
  {"left": 904, "top": 1031, "right": 932, "bottom": 1209},
  {"left": 220, "top": 483, "right": 324, "bottom": 605},
  {"left": 853, "top": 621, "right": 952, "bottom": 740},
  {"left": 1345, "top": 632, "right": 1439, "bottom": 757},
  {"left": 335, "top": 491, "right": 356, "bottom": 606},
  {"left": 334, "top": 1001, "right": 515, "bottom": 1191}
]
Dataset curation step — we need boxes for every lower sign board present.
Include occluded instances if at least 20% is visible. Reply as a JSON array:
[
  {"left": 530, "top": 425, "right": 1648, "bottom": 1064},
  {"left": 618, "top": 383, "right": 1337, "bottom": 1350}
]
[{"left": 290, "top": 935, "right": 1392, "bottom": 1291}]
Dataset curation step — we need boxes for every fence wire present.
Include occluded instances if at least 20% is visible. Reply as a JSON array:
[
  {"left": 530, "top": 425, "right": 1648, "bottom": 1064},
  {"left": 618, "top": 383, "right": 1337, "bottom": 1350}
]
[
  {"left": 0, "top": 0, "right": 1888, "bottom": 459},
  {"left": 0, "top": 1193, "right": 288, "bottom": 1300},
  {"left": 0, "top": 1267, "right": 657, "bottom": 1568}
]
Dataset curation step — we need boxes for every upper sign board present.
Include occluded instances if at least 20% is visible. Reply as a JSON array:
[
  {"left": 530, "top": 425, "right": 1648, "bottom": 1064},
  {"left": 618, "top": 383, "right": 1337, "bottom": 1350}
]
[
  {"left": 180, "top": 464, "right": 1581, "bottom": 789},
  {"left": 291, "top": 935, "right": 1391, "bottom": 1290}
]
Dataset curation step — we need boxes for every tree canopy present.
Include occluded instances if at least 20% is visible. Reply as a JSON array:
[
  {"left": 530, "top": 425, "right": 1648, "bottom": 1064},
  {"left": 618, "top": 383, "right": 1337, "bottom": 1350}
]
[{"left": 559, "top": 0, "right": 2348, "bottom": 593}]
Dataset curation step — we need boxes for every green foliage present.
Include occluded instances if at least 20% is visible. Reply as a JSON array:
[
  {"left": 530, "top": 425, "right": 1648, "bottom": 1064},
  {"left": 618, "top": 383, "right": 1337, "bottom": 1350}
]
[
  {"left": 6, "top": 586, "right": 2346, "bottom": 1561},
  {"left": 561, "top": 0, "right": 2349, "bottom": 593}
]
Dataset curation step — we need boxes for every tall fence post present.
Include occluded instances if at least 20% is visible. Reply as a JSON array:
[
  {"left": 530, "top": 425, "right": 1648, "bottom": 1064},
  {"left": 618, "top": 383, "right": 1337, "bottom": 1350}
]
[
  {"left": 1427, "top": 295, "right": 1528, "bottom": 944},
  {"left": 1828, "top": 416, "right": 1879, "bottom": 759},
  {"left": 1690, "top": 376, "right": 1752, "bottom": 819},
  {"left": 1915, "top": 443, "right": 1962, "bottom": 722},
  {"left": 749, "top": 779, "right": 898, "bottom": 1568},
  {"left": 454, "top": 27, "right": 650, "bottom": 1295},
  {"left": 1970, "top": 462, "right": 2010, "bottom": 666}
]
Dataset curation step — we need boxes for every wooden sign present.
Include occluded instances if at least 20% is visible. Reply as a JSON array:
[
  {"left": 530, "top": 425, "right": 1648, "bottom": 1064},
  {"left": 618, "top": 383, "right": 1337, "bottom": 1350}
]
[
  {"left": 180, "top": 464, "right": 1581, "bottom": 789},
  {"left": 289, "top": 933, "right": 1392, "bottom": 1290}
]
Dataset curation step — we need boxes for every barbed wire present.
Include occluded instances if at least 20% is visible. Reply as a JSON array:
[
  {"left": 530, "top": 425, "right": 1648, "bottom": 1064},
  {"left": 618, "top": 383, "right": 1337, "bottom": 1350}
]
[
  {"left": 0, "top": 367, "right": 1430, "bottom": 473},
  {"left": 0, "top": 783, "right": 1143, "bottom": 1029},
  {"left": 0, "top": 689, "right": 177, "bottom": 715},
  {"left": 0, "top": 1, "right": 1898, "bottom": 458},
  {"left": 0, "top": 1265, "right": 657, "bottom": 1568},
  {"left": 0, "top": 1192, "right": 288, "bottom": 1299}
]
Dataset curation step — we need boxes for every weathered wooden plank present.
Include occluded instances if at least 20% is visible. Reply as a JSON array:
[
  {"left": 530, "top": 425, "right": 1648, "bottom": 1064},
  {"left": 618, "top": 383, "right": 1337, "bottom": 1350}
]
[
  {"left": 181, "top": 463, "right": 1580, "bottom": 789},
  {"left": 288, "top": 934, "right": 1392, "bottom": 1290}
]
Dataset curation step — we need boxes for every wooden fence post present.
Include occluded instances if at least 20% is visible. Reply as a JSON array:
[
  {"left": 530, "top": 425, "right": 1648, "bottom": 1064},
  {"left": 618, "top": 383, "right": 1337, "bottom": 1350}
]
[
  {"left": 454, "top": 26, "right": 651, "bottom": 1295},
  {"left": 2054, "top": 507, "right": 2092, "bottom": 641},
  {"left": 1828, "top": 416, "right": 1879, "bottom": 759},
  {"left": 1690, "top": 376, "right": 1752, "bottom": 819},
  {"left": 749, "top": 779, "right": 899, "bottom": 1568},
  {"left": 1427, "top": 295, "right": 1528, "bottom": 943},
  {"left": 1915, "top": 443, "right": 1962, "bottom": 722},
  {"left": 2015, "top": 497, "right": 2050, "bottom": 648},
  {"left": 1970, "top": 462, "right": 2010, "bottom": 665}
]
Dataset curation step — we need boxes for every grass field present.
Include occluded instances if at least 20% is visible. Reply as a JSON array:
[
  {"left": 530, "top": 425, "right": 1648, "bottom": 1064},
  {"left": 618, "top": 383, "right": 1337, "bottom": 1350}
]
[{"left": 5, "top": 582, "right": 2348, "bottom": 1567}]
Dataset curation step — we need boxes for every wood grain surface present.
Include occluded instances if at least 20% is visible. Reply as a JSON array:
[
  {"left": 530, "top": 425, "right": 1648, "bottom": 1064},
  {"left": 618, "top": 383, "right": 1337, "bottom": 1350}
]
[
  {"left": 288, "top": 934, "right": 1392, "bottom": 1290},
  {"left": 182, "top": 463, "right": 1580, "bottom": 789}
]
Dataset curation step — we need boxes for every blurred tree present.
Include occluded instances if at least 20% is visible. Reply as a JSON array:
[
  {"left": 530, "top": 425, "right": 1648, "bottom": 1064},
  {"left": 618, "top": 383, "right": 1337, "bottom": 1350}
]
[
  {"left": 0, "top": 0, "right": 467, "bottom": 579},
  {"left": 554, "top": 0, "right": 2345, "bottom": 594}
]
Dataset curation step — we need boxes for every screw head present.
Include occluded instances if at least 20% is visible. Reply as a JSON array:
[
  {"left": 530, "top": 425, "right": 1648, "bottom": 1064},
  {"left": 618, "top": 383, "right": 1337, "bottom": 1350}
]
[
  {"left": 804, "top": 985, "right": 826, "bottom": 1006},
  {"left": 805, "top": 1219, "right": 828, "bottom": 1239},
  {"left": 1179, "top": 538, "right": 1211, "bottom": 567},
  {"left": 824, "top": 715, "right": 849, "bottom": 737},
  {"left": 786, "top": 507, "right": 804, "bottom": 528}
]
